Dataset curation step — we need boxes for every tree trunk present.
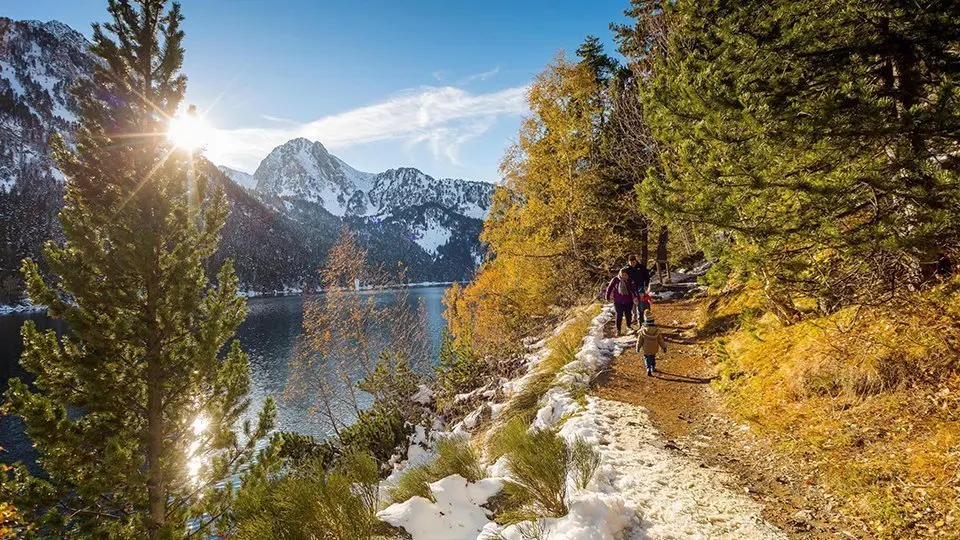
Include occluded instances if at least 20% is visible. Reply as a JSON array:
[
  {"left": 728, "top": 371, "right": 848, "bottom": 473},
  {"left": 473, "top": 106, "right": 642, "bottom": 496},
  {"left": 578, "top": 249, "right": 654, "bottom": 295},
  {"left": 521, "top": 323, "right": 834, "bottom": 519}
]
[
  {"left": 146, "top": 354, "right": 165, "bottom": 538},
  {"left": 640, "top": 215, "right": 649, "bottom": 267},
  {"left": 656, "top": 226, "right": 669, "bottom": 284}
]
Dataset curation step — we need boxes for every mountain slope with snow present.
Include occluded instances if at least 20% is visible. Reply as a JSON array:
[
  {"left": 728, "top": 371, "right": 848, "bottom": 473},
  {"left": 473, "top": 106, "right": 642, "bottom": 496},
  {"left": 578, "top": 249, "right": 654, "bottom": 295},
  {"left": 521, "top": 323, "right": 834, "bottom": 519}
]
[
  {"left": 218, "top": 165, "right": 258, "bottom": 190},
  {"left": 0, "top": 18, "right": 493, "bottom": 302},
  {"left": 232, "top": 137, "right": 494, "bottom": 274}
]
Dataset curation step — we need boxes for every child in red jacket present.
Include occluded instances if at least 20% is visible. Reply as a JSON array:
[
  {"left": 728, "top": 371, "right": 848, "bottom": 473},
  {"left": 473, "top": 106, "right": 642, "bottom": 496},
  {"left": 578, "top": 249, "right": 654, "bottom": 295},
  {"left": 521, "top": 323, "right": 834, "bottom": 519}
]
[{"left": 637, "top": 290, "right": 652, "bottom": 321}]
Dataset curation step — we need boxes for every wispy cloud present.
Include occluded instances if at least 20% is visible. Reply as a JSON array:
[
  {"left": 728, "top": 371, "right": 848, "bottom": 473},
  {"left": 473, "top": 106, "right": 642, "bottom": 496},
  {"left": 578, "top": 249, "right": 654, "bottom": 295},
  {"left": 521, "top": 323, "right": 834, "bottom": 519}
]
[
  {"left": 260, "top": 114, "right": 299, "bottom": 124},
  {"left": 458, "top": 65, "right": 500, "bottom": 85},
  {"left": 206, "top": 85, "right": 528, "bottom": 173}
]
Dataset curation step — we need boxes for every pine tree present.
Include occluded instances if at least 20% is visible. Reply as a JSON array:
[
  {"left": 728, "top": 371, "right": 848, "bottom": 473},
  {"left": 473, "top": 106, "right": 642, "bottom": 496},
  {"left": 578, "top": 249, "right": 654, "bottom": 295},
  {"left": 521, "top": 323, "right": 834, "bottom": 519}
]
[
  {"left": 1, "top": 1, "right": 274, "bottom": 537},
  {"left": 638, "top": 0, "right": 960, "bottom": 314}
]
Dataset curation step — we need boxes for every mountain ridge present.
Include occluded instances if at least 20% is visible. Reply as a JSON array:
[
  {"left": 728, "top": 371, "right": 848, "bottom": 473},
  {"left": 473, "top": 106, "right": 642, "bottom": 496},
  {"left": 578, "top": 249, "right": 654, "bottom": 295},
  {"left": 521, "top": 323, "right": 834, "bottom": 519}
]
[
  {"left": 0, "top": 18, "right": 492, "bottom": 303},
  {"left": 216, "top": 136, "right": 493, "bottom": 262}
]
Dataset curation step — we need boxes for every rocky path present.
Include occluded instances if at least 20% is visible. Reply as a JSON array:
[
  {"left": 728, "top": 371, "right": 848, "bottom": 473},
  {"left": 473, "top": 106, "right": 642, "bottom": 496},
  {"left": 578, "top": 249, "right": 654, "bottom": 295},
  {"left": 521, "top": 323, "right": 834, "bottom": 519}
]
[{"left": 593, "top": 299, "right": 864, "bottom": 539}]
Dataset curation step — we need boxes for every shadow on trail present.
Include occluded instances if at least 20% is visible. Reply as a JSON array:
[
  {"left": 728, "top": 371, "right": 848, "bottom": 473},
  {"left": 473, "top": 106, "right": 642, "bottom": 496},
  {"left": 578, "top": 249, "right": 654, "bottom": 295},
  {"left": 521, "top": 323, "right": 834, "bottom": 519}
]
[
  {"left": 653, "top": 371, "right": 715, "bottom": 384},
  {"left": 664, "top": 334, "right": 696, "bottom": 345}
]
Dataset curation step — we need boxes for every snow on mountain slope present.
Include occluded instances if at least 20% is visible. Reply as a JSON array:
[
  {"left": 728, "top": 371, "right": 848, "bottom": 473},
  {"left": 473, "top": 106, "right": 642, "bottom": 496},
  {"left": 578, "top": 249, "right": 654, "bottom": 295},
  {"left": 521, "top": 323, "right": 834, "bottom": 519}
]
[
  {"left": 218, "top": 165, "right": 258, "bottom": 190},
  {"left": 368, "top": 167, "right": 492, "bottom": 220},
  {"left": 0, "top": 18, "right": 91, "bottom": 192},
  {"left": 252, "top": 137, "right": 375, "bottom": 216},
  {"left": 249, "top": 138, "right": 494, "bottom": 259}
]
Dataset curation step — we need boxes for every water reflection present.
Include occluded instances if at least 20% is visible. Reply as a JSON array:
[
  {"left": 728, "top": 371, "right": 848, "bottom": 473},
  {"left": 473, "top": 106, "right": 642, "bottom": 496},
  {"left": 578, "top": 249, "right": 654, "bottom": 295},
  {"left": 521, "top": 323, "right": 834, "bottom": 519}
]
[
  {"left": 237, "top": 287, "right": 447, "bottom": 441},
  {"left": 0, "top": 286, "right": 449, "bottom": 470}
]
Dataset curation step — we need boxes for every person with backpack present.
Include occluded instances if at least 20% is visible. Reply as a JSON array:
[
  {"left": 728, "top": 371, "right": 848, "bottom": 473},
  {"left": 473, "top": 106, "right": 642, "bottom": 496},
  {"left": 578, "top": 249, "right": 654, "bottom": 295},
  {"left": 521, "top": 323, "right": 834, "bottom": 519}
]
[
  {"left": 605, "top": 267, "right": 639, "bottom": 336},
  {"left": 637, "top": 309, "right": 667, "bottom": 376},
  {"left": 624, "top": 254, "right": 649, "bottom": 322}
]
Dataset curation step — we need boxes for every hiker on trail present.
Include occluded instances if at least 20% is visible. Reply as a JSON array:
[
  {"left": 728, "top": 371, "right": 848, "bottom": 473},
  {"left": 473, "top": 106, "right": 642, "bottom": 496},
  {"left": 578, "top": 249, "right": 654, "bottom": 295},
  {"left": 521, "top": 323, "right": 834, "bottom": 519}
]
[
  {"left": 637, "top": 309, "right": 667, "bottom": 376},
  {"left": 637, "top": 288, "right": 653, "bottom": 320},
  {"left": 624, "top": 254, "right": 649, "bottom": 321},
  {"left": 605, "top": 267, "right": 639, "bottom": 336}
]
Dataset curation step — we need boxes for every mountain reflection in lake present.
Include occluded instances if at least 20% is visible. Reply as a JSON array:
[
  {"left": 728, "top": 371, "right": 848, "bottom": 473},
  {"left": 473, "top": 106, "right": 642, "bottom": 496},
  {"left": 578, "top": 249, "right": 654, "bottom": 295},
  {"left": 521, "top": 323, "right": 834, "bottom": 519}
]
[{"left": 0, "top": 286, "right": 448, "bottom": 469}]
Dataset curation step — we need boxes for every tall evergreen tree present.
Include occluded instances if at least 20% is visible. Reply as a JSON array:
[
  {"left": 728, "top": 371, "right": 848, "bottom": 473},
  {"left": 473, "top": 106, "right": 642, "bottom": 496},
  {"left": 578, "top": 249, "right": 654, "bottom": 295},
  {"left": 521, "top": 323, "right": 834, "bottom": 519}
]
[
  {"left": 639, "top": 0, "right": 960, "bottom": 314},
  {"left": 1, "top": 1, "right": 274, "bottom": 537}
]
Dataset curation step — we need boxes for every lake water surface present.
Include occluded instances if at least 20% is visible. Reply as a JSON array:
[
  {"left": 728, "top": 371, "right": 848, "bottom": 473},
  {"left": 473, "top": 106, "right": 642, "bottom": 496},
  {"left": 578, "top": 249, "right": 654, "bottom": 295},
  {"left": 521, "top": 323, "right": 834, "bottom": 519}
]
[{"left": 0, "top": 286, "right": 448, "bottom": 469}]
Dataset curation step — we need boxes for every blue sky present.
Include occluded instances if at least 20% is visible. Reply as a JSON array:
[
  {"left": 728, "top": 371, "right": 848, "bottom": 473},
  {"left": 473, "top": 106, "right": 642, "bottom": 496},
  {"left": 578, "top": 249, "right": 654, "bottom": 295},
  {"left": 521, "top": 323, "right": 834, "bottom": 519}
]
[{"left": 7, "top": 0, "right": 629, "bottom": 182}]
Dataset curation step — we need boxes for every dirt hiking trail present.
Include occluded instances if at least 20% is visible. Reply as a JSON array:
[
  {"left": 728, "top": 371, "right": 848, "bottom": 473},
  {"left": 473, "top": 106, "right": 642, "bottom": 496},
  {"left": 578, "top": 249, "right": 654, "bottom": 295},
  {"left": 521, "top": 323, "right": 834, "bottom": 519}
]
[{"left": 594, "top": 299, "right": 865, "bottom": 539}]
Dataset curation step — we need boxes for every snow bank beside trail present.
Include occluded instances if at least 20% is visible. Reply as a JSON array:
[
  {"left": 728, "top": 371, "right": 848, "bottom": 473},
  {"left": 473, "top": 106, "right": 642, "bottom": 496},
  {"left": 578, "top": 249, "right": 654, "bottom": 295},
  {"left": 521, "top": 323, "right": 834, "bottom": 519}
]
[
  {"left": 378, "top": 475, "right": 504, "bottom": 540},
  {"left": 382, "top": 302, "right": 783, "bottom": 540},
  {"left": 497, "top": 305, "right": 783, "bottom": 540},
  {"left": 562, "top": 398, "right": 785, "bottom": 540}
]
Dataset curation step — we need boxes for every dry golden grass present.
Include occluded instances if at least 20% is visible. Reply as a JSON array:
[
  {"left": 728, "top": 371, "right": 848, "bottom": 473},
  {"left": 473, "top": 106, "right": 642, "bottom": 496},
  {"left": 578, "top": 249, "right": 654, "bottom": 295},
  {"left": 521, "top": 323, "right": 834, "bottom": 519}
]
[
  {"left": 482, "top": 304, "right": 600, "bottom": 459},
  {"left": 703, "top": 286, "right": 960, "bottom": 538}
]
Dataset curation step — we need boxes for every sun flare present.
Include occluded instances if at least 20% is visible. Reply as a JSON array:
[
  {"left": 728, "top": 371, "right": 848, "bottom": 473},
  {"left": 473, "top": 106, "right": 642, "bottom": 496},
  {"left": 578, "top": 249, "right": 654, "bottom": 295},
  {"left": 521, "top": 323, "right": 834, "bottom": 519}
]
[{"left": 167, "top": 113, "right": 211, "bottom": 151}]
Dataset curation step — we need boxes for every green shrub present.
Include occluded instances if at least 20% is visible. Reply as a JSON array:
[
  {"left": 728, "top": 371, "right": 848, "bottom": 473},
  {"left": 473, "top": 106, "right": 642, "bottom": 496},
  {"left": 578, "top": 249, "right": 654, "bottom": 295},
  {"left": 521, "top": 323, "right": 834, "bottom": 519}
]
[
  {"left": 229, "top": 448, "right": 382, "bottom": 540},
  {"left": 435, "top": 328, "right": 489, "bottom": 412},
  {"left": 387, "top": 434, "right": 484, "bottom": 504},
  {"left": 568, "top": 437, "right": 600, "bottom": 490},
  {"left": 387, "top": 464, "right": 436, "bottom": 504},
  {"left": 275, "top": 431, "right": 338, "bottom": 469},
  {"left": 489, "top": 422, "right": 603, "bottom": 523},
  {"left": 497, "top": 419, "right": 568, "bottom": 517},
  {"left": 433, "top": 435, "right": 485, "bottom": 482},
  {"left": 339, "top": 406, "right": 413, "bottom": 469}
]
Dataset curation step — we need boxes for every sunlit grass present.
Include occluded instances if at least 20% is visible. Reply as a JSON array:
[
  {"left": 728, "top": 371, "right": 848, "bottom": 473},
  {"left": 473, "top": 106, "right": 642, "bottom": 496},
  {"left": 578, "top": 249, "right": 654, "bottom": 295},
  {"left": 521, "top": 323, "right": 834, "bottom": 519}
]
[
  {"left": 706, "top": 288, "right": 960, "bottom": 536},
  {"left": 386, "top": 434, "right": 484, "bottom": 505},
  {"left": 483, "top": 305, "right": 599, "bottom": 457}
]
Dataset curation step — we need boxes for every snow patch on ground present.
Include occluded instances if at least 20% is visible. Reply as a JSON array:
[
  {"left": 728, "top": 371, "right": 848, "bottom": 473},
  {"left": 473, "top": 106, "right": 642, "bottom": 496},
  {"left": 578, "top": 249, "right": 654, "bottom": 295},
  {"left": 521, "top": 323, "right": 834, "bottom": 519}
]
[
  {"left": 378, "top": 475, "right": 503, "bottom": 540},
  {"left": 562, "top": 398, "right": 785, "bottom": 539},
  {"left": 385, "top": 300, "right": 782, "bottom": 540}
]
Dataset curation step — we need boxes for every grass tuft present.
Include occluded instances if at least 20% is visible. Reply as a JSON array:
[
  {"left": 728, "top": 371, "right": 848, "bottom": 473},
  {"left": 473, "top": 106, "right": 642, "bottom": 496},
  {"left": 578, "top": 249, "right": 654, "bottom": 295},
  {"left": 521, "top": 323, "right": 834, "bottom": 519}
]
[
  {"left": 387, "top": 434, "right": 484, "bottom": 505},
  {"left": 569, "top": 437, "right": 601, "bottom": 490},
  {"left": 496, "top": 419, "right": 569, "bottom": 517}
]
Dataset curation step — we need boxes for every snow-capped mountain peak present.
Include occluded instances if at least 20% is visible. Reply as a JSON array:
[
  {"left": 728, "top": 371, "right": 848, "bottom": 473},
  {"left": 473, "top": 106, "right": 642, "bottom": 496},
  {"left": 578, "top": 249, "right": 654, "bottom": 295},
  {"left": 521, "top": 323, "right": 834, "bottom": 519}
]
[
  {"left": 252, "top": 137, "right": 375, "bottom": 216},
  {"left": 241, "top": 137, "right": 494, "bottom": 264}
]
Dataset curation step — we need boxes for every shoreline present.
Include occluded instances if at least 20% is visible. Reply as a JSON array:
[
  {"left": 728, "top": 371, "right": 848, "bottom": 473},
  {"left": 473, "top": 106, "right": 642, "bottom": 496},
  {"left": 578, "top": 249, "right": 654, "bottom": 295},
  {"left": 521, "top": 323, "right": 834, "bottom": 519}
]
[{"left": 0, "top": 282, "right": 458, "bottom": 317}]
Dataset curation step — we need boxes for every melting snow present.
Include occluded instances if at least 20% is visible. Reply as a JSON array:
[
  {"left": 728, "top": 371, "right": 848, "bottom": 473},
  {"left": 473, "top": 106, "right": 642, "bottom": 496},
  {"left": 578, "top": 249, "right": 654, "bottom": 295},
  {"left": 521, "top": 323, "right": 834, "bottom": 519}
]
[
  {"left": 378, "top": 475, "right": 504, "bottom": 540},
  {"left": 384, "top": 305, "right": 784, "bottom": 539}
]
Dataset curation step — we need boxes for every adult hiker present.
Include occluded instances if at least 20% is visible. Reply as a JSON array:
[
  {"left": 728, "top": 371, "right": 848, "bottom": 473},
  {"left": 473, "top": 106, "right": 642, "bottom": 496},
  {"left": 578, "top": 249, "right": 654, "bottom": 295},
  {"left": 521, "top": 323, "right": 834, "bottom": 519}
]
[
  {"left": 637, "top": 309, "right": 667, "bottom": 376},
  {"left": 605, "top": 267, "right": 639, "bottom": 336},
  {"left": 624, "top": 254, "right": 649, "bottom": 321}
]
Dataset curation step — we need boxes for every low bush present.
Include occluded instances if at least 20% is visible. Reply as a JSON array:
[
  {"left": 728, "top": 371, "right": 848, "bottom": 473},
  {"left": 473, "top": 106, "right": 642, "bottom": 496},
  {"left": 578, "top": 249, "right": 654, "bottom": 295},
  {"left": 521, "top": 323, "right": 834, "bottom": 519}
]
[
  {"left": 229, "top": 448, "right": 382, "bottom": 540},
  {"left": 495, "top": 419, "right": 568, "bottom": 518},
  {"left": 569, "top": 437, "right": 601, "bottom": 490},
  {"left": 489, "top": 423, "right": 600, "bottom": 525},
  {"left": 387, "top": 464, "right": 435, "bottom": 504},
  {"left": 338, "top": 406, "right": 414, "bottom": 470},
  {"left": 387, "top": 434, "right": 484, "bottom": 504},
  {"left": 434, "top": 328, "right": 490, "bottom": 415}
]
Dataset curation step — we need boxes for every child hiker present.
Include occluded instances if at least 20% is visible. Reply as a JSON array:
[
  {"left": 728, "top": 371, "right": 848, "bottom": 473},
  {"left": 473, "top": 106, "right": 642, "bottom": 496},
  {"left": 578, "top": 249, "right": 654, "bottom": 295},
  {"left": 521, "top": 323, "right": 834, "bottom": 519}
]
[
  {"left": 605, "top": 267, "right": 639, "bottom": 336},
  {"left": 637, "top": 309, "right": 667, "bottom": 376},
  {"left": 637, "top": 288, "right": 652, "bottom": 319}
]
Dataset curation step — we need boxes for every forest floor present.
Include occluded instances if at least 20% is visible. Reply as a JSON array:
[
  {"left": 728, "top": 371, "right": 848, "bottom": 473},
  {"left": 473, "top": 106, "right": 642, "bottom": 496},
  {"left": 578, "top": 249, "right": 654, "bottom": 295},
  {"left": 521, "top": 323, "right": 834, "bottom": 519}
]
[{"left": 594, "top": 299, "right": 867, "bottom": 539}]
